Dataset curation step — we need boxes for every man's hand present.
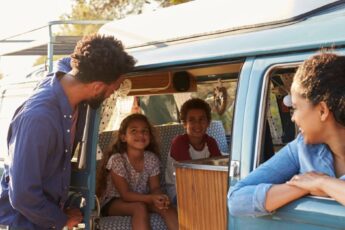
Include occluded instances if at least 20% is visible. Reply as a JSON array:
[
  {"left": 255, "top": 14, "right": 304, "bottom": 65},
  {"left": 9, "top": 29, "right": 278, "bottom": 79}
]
[{"left": 64, "top": 208, "right": 83, "bottom": 229}]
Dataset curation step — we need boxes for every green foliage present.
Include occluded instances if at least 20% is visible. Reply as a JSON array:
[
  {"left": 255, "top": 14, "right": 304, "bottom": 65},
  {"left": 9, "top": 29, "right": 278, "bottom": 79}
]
[
  {"left": 33, "top": 55, "right": 66, "bottom": 67},
  {"left": 58, "top": 0, "right": 104, "bottom": 36},
  {"left": 161, "top": 0, "right": 191, "bottom": 7},
  {"left": 35, "top": 0, "right": 192, "bottom": 65},
  {"left": 59, "top": 0, "right": 193, "bottom": 35}
]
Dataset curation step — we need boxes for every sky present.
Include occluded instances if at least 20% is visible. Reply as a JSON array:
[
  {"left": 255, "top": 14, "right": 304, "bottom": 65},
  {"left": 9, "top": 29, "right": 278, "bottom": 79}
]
[{"left": 0, "top": 0, "right": 72, "bottom": 78}]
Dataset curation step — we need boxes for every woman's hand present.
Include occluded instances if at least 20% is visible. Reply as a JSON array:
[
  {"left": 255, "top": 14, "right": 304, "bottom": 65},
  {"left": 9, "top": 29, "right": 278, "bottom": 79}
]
[
  {"left": 287, "top": 172, "right": 329, "bottom": 196},
  {"left": 151, "top": 194, "right": 170, "bottom": 210}
]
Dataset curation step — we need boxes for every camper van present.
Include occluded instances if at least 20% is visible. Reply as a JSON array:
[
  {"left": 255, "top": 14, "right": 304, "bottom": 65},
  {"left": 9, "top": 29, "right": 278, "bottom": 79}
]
[{"left": 1, "top": 0, "right": 345, "bottom": 229}]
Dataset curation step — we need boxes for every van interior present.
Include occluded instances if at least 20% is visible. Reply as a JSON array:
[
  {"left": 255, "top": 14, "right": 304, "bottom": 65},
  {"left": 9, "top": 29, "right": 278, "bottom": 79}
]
[{"left": 86, "top": 61, "right": 242, "bottom": 228}]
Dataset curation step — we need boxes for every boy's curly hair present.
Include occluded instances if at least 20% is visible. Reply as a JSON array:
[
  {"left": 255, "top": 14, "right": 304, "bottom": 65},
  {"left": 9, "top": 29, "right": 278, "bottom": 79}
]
[
  {"left": 71, "top": 34, "right": 136, "bottom": 84},
  {"left": 180, "top": 98, "right": 212, "bottom": 123},
  {"left": 294, "top": 52, "right": 345, "bottom": 126}
]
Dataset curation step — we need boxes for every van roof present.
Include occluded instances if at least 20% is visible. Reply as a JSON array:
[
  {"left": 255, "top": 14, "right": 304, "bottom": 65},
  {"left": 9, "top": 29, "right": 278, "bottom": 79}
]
[
  {"left": 100, "top": 0, "right": 341, "bottom": 48},
  {"left": 108, "top": 0, "right": 344, "bottom": 70}
]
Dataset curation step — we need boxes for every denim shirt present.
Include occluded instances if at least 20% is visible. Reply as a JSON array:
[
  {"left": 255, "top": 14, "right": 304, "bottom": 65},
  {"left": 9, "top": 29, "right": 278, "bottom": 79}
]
[
  {"left": 0, "top": 72, "right": 76, "bottom": 229},
  {"left": 228, "top": 134, "right": 345, "bottom": 217}
]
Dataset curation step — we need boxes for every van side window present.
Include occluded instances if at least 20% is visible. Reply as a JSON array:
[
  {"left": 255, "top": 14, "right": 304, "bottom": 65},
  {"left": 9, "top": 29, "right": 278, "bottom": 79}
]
[
  {"left": 259, "top": 67, "right": 297, "bottom": 164},
  {"left": 192, "top": 78, "right": 237, "bottom": 137}
]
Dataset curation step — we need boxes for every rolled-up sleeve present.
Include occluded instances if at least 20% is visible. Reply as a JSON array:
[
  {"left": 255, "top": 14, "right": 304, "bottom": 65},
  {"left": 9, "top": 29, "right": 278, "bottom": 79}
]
[
  {"left": 228, "top": 138, "right": 300, "bottom": 216},
  {"left": 9, "top": 115, "right": 67, "bottom": 229}
]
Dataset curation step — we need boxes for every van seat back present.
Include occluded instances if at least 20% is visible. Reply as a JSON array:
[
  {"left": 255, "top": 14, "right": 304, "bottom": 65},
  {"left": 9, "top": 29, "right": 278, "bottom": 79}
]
[
  {"left": 97, "top": 120, "right": 228, "bottom": 230},
  {"left": 98, "top": 120, "right": 229, "bottom": 170}
]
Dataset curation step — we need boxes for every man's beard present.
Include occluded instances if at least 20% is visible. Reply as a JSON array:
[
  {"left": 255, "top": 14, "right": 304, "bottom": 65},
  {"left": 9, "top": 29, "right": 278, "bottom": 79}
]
[{"left": 87, "top": 91, "right": 106, "bottom": 109}]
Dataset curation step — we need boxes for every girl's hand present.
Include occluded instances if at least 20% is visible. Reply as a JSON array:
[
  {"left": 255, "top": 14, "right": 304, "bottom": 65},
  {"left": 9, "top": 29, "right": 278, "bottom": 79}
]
[
  {"left": 286, "top": 172, "right": 329, "bottom": 196},
  {"left": 151, "top": 194, "right": 170, "bottom": 210}
]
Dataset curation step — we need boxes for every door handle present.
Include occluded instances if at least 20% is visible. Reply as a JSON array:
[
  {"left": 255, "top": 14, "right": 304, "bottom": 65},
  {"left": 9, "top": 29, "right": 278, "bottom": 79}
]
[{"left": 229, "top": 160, "right": 240, "bottom": 179}]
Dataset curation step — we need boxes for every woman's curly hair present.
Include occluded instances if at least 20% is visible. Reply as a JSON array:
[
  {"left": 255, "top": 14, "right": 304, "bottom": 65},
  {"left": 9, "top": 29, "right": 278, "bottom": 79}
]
[
  {"left": 71, "top": 34, "right": 136, "bottom": 84},
  {"left": 294, "top": 52, "right": 345, "bottom": 126}
]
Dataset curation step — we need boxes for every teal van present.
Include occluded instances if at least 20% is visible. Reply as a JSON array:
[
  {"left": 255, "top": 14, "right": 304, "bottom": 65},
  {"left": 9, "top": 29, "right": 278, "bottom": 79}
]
[{"left": 1, "top": 0, "right": 345, "bottom": 229}]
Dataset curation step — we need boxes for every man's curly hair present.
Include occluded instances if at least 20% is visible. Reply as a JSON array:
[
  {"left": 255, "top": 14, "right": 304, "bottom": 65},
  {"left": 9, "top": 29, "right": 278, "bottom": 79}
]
[
  {"left": 71, "top": 34, "right": 136, "bottom": 84},
  {"left": 294, "top": 52, "right": 345, "bottom": 126}
]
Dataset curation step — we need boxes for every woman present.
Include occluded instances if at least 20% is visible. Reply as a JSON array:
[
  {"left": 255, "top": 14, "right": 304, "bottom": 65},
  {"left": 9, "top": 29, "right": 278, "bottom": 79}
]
[{"left": 228, "top": 52, "right": 345, "bottom": 216}]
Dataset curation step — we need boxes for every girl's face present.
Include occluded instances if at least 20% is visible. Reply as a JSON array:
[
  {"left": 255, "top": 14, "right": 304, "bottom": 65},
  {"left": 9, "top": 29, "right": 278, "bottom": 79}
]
[
  {"left": 291, "top": 82, "right": 324, "bottom": 144},
  {"left": 184, "top": 109, "right": 209, "bottom": 139},
  {"left": 122, "top": 119, "right": 150, "bottom": 151}
]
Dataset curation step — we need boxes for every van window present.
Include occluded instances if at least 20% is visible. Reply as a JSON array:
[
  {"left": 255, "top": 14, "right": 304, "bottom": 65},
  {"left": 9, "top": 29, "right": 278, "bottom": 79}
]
[
  {"left": 258, "top": 66, "right": 298, "bottom": 164},
  {"left": 192, "top": 78, "right": 237, "bottom": 136}
]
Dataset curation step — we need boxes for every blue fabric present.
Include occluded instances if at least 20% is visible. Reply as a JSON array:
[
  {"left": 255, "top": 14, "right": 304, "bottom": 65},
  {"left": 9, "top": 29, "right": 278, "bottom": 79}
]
[
  {"left": 0, "top": 70, "right": 76, "bottom": 229},
  {"left": 56, "top": 57, "right": 72, "bottom": 73},
  {"left": 228, "top": 134, "right": 341, "bottom": 217}
]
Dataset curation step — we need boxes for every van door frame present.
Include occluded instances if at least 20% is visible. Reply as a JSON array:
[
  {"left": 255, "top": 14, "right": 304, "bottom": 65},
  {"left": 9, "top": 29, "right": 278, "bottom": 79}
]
[{"left": 228, "top": 48, "right": 345, "bottom": 229}]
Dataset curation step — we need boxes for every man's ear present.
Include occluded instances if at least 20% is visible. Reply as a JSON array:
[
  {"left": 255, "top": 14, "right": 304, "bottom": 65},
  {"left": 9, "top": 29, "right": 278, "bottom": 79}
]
[
  {"left": 89, "top": 81, "right": 106, "bottom": 95},
  {"left": 319, "top": 101, "right": 330, "bottom": 122}
]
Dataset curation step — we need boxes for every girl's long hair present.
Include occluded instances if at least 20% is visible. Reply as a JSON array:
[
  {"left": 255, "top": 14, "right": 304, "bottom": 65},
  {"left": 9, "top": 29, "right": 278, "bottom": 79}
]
[{"left": 96, "top": 113, "right": 159, "bottom": 198}]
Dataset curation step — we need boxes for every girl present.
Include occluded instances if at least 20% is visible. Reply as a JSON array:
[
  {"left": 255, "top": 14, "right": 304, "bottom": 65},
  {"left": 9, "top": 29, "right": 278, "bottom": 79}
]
[
  {"left": 96, "top": 113, "right": 178, "bottom": 230},
  {"left": 228, "top": 52, "right": 345, "bottom": 216}
]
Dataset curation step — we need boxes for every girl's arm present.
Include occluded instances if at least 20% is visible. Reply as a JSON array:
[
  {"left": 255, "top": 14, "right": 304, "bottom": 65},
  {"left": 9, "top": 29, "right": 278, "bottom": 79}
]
[
  {"left": 149, "top": 174, "right": 170, "bottom": 209},
  {"left": 287, "top": 172, "right": 345, "bottom": 205},
  {"left": 149, "top": 174, "right": 163, "bottom": 194},
  {"left": 110, "top": 171, "right": 152, "bottom": 204}
]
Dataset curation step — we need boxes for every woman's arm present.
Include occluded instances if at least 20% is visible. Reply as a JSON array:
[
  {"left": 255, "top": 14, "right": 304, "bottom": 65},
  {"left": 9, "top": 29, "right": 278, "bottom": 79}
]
[
  {"left": 321, "top": 177, "right": 345, "bottom": 205},
  {"left": 287, "top": 172, "right": 345, "bottom": 205},
  {"left": 265, "top": 184, "right": 309, "bottom": 212},
  {"left": 228, "top": 138, "right": 302, "bottom": 216}
]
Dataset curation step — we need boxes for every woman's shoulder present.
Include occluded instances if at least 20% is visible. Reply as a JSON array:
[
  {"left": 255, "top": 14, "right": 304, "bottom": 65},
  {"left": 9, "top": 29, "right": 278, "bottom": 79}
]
[{"left": 279, "top": 134, "right": 329, "bottom": 163}]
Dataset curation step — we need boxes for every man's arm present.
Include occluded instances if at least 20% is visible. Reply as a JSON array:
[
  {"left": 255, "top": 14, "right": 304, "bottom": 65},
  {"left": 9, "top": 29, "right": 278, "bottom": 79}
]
[{"left": 9, "top": 115, "right": 67, "bottom": 229}]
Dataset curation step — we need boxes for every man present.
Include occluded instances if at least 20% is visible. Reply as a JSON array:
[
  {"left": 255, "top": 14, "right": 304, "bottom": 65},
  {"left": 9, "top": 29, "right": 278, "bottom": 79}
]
[{"left": 0, "top": 34, "right": 135, "bottom": 229}]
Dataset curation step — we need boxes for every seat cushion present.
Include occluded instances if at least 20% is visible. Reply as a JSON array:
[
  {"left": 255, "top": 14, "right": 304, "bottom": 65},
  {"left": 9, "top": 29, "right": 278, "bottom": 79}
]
[{"left": 100, "top": 213, "right": 168, "bottom": 230}]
